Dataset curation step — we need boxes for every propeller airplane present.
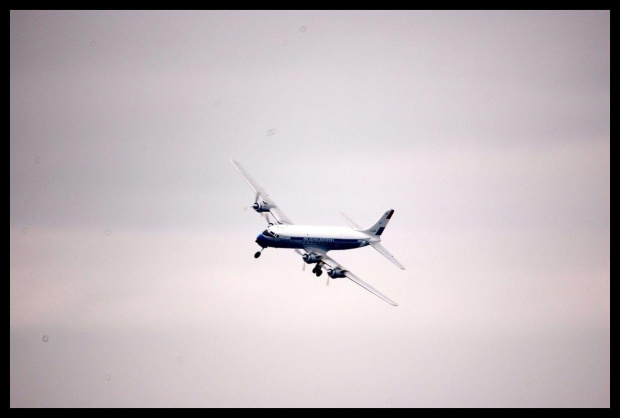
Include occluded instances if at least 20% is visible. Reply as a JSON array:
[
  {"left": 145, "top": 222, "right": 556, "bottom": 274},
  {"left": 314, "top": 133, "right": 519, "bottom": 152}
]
[{"left": 231, "top": 160, "right": 404, "bottom": 306}]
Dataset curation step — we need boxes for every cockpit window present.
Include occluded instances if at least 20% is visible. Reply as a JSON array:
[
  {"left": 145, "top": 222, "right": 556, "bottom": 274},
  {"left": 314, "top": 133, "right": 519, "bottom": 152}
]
[{"left": 263, "top": 229, "right": 276, "bottom": 238}]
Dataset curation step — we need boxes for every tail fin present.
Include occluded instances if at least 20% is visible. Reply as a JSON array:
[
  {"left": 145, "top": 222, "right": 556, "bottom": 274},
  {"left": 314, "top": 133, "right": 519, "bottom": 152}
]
[{"left": 362, "top": 209, "right": 395, "bottom": 237}]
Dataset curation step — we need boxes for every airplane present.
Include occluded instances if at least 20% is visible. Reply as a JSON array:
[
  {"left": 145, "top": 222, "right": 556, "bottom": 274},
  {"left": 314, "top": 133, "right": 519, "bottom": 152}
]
[{"left": 231, "top": 160, "right": 404, "bottom": 306}]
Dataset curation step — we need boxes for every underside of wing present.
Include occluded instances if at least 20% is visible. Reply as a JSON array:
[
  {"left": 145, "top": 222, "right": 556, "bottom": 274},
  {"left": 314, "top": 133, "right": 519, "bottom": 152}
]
[
  {"left": 270, "top": 207, "right": 293, "bottom": 225},
  {"left": 230, "top": 160, "right": 294, "bottom": 225},
  {"left": 297, "top": 250, "right": 398, "bottom": 306},
  {"left": 342, "top": 270, "right": 398, "bottom": 306}
]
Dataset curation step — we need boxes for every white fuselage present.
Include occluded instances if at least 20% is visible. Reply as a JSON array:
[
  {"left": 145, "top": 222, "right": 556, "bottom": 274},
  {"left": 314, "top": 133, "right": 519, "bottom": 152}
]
[{"left": 256, "top": 225, "right": 374, "bottom": 252}]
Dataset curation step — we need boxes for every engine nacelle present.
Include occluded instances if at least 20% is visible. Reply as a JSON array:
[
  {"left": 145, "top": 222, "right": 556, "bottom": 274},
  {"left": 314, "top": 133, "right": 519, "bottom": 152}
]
[
  {"left": 252, "top": 201, "right": 273, "bottom": 213},
  {"left": 302, "top": 253, "right": 323, "bottom": 264},
  {"left": 327, "top": 268, "right": 346, "bottom": 278}
]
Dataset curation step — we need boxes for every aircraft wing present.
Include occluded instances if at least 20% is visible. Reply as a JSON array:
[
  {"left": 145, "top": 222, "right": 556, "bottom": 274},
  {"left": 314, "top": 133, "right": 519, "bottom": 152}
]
[
  {"left": 296, "top": 249, "right": 398, "bottom": 306},
  {"left": 230, "top": 160, "right": 294, "bottom": 225},
  {"left": 342, "top": 269, "right": 398, "bottom": 306}
]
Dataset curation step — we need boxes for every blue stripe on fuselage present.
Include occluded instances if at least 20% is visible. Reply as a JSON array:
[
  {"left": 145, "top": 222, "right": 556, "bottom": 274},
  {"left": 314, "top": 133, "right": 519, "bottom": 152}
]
[{"left": 256, "top": 233, "right": 366, "bottom": 250}]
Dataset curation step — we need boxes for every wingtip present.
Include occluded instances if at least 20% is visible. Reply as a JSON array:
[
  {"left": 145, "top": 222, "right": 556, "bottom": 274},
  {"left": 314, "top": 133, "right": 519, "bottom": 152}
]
[
  {"left": 382, "top": 296, "right": 399, "bottom": 306},
  {"left": 230, "top": 159, "right": 243, "bottom": 171}
]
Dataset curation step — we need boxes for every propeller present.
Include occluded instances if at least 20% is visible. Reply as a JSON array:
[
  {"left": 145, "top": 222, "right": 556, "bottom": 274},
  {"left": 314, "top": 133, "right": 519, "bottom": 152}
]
[
  {"left": 243, "top": 192, "right": 261, "bottom": 211},
  {"left": 318, "top": 263, "right": 329, "bottom": 286}
]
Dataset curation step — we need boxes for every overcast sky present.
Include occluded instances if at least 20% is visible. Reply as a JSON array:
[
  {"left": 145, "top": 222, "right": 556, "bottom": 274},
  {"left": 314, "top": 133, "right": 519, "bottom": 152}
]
[{"left": 10, "top": 10, "right": 609, "bottom": 407}]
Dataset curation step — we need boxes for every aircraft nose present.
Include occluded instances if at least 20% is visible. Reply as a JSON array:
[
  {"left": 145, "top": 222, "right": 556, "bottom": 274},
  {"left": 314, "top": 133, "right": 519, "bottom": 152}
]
[{"left": 255, "top": 233, "right": 267, "bottom": 245}]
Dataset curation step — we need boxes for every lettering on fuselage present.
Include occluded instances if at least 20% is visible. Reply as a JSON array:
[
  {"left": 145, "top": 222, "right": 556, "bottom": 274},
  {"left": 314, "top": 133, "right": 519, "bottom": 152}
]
[{"left": 302, "top": 237, "right": 334, "bottom": 243}]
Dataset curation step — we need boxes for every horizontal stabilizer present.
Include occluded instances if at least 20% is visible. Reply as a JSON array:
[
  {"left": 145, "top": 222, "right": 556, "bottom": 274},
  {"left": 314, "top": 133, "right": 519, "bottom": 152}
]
[
  {"left": 370, "top": 241, "right": 405, "bottom": 270},
  {"left": 338, "top": 212, "right": 362, "bottom": 230}
]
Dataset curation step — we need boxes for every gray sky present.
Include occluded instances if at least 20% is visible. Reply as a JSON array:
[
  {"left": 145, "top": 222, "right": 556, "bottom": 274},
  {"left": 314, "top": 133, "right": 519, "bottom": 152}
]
[{"left": 10, "top": 10, "right": 609, "bottom": 407}]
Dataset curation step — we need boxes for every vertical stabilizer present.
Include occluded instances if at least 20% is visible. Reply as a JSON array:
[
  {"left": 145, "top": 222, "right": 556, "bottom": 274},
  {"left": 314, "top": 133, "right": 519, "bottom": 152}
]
[{"left": 362, "top": 209, "right": 395, "bottom": 237}]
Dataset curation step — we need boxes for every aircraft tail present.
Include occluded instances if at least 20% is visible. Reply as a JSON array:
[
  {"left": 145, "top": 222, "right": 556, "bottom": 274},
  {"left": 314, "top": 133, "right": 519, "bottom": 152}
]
[
  {"left": 362, "top": 209, "right": 405, "bottom": 270},
  {"left": 362, "top": 209, "right": 395, "bottom": 237}
]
